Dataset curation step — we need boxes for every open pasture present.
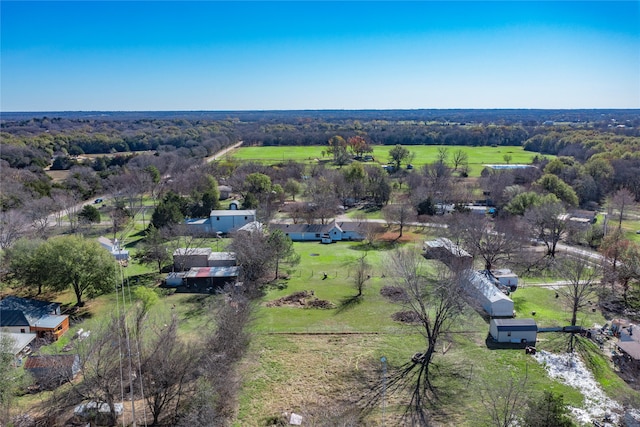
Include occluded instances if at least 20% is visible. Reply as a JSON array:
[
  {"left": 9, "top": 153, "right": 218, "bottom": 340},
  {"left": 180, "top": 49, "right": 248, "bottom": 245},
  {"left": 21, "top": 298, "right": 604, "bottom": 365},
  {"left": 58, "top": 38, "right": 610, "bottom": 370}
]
[
  {"left": 237, "top": 241, "right": 633, "bottom": 425},
  {"left": 230, "top": 145, "right": 545, "bottom": 176}
]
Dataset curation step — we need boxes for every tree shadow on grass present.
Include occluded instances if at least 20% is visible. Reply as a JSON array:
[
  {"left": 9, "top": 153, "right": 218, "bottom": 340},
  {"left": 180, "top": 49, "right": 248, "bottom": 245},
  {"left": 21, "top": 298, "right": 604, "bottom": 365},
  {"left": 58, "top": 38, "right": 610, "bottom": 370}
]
[{"left": 335, "top": 294, "right": 363, "bottom": 314}]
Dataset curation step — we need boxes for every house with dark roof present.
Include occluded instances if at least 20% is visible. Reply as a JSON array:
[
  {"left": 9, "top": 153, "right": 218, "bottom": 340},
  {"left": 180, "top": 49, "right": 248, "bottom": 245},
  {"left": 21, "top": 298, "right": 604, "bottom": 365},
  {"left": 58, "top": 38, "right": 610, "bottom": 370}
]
[
  {"left": 489, "top": 318, "right": 537, "bottom": 344},
  {"left": 0, "top": 296, "right": 69, "bottom": 341}
]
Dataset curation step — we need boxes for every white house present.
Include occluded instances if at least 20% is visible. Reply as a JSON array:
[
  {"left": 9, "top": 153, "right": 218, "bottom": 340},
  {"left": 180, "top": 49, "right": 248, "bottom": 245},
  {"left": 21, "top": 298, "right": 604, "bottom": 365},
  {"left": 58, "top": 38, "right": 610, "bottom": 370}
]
[
  {"left": 337, "top": 222, "right": 366, "bottom": 241},
  {"left": 489, "top": 318, "right": 537, "bottom": 344},
  {"left": 270, "top": 221, "right": 344, "bottom": 242},
  {"left": 97, "top": 237, "right": 129, "bottom": 261}
]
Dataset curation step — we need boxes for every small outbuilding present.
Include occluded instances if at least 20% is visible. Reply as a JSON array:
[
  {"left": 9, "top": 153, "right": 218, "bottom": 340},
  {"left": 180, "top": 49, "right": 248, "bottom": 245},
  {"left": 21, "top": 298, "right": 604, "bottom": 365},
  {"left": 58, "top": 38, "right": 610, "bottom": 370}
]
[
  {"left": 490, "top": 318, "right": 537, "bottom": 344},
  {"left": 24, "top": 354, "right": 80, "bottom": 389},
  {"left": 463, "top": 271, "right": 514, "bottom": 318},
  {"left": 423, "top": 238, "right": 473, "bottom": 270}
]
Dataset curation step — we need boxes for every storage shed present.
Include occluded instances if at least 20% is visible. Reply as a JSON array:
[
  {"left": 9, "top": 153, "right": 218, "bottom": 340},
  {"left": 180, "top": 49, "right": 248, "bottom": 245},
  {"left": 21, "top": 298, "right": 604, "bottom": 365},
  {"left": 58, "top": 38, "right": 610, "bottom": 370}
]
[
  {"left": 173, "top": 248, "right": 212, "bottom": 271},
  {"left": 423, "top": 238, "right": 473, "bottom": 270},
  {"left": 490, "top": 269, "right": 519, "bottom": 292},
  {"left": 489, "top": 318, "right": 537, "bottom": 344},
  {"left": 464, "top": 271, "right": 514, "bottom": 317}
]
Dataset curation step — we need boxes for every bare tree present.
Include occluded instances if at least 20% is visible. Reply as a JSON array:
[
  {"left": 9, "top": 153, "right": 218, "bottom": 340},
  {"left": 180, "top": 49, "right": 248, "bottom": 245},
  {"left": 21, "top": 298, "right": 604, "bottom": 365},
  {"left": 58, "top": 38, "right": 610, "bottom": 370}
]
[
  {"left": 229, "top": 229, "right": 279, "bottom": 295},
  {"left": 382, "top": 203, "right": 416, "bottom": 239},
  {"left": 51, "top": 190, "right": 82, "bottom": 233},
  {"left": 27, "top": 197, "right": 54, "bottom": 238},
  {"left": 554, "top": 256, "right": 600, "bottom": 351},
  {"left": 609, "top": 187, "right": 635, "bottom": 229},
  {"left": 448, "top": 214, "right": 525, "bottom": 271},
  {"left": 451, "top": 149, "right": 468, "bottom": 172},
  {"left": 479, "top": 373, "right": 529, "bottom": 427},
  {"left": 141, "top": 314, "right": 197, "bottom": 426},
  {"left": 0, "top": 209, "right": 27, "bottom": 250},
  {"left": 380, "top": 247, "right": 468, "bottom": 423},
  {"left": 73, "top": 314, "right": 130, "bottom": 426},
  {"left": 524, "top": 200, "right": 568, "bottom": 258},
  {"left": 352, "top": 253, "right": 371, "bottom": 298}
]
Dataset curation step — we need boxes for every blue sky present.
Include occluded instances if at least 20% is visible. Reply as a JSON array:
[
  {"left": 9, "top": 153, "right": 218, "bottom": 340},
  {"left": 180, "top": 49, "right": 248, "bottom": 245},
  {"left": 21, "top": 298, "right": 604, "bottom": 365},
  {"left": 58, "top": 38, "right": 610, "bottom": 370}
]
[{"left": 1, "top": 1, "right": 638, "bottom": 111}]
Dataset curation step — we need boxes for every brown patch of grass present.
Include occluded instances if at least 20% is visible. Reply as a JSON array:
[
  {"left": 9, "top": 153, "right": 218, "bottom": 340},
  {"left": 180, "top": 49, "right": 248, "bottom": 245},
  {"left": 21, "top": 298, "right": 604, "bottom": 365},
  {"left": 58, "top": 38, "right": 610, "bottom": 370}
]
[{"left": 238, "top": 334, "right": 410, "bottom": 426}]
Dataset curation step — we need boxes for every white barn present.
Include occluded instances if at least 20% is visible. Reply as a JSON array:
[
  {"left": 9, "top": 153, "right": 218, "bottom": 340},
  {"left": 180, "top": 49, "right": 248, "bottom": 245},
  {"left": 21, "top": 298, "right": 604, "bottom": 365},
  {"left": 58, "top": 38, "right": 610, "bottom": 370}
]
[
  {"left": 490, "top": 318, "right": 537, "bottom": 344},
  {"left": 464, "top": 271, "right": 514, "bottom": 317}
]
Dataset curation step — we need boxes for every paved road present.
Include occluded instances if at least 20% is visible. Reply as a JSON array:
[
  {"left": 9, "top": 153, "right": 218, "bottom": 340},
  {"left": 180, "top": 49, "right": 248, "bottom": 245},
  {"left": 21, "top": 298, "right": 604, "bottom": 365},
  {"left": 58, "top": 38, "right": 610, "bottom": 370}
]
[
  {"left": 43, "top": 141, "right": 245, "bottom": 228},
  {"left": 205, "top": 140, "right": 243, "bottom": 163}
]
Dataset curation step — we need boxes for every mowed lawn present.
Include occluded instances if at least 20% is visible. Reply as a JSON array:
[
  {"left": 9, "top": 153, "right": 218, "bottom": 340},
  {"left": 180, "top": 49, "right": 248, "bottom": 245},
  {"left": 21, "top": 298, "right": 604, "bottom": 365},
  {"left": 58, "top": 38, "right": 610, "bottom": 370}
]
[{"left": 230, "top": 145, "right": 546, "bottom": 177}]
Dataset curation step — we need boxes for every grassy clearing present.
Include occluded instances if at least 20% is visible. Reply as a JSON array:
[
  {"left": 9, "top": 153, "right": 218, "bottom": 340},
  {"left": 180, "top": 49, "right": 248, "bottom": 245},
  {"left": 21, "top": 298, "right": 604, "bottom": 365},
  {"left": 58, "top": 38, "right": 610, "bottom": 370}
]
[
  {"left": 236, "top": 240, "right": 637, "bottom": 425},
  {"left": 231, "top": 145, "right": 548, "bottom": 177},
  {"left": 12, "top": 228, "right": 637, "bottom": 424}
]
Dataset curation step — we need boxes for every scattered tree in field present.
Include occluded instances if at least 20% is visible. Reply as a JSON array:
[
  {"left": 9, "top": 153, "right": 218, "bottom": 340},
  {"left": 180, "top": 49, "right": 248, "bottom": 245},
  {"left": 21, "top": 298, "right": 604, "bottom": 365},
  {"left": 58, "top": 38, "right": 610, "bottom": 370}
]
[
  {"left": 305, "top": 175, "right": 338, "bottom": 224},
  {"left": 347, "top": 135, "right": 372, "bottom": 158},
  {"left": 365, "top": 165, "right": 392, "bottom": 206},
  {"left": 151, "top": 191, "right": 187, "bottom": 229},
  {"left": 436, "top": 146, "right": 449, "bottom": 164},
  {"left": 382, "top": 203, "right": 416, "bottom": 238},
  {"left": 267, "top": 229, "right": 299, "bottom": 279},
  {"left": 479, "top": 373, "right": 528, "bottom": 427},
  {"left": 283, "top": 178, "right": 302, "bottom": 201},
  {"left": 188, "top": 175, "right": 220, "bottom": 218},
  {"left": 0, "top": 209, "right": 27, "bottom": 250},
  {"left": 609, "top": 187, "right": 635, "bottom": 229},
  {"left": 448, "top": 214, "right": 525, "bottom": 271},
  {"left": 416, "top": 197, "right": 437, "bottom": 216},
  {"left": 380, "top": 248, "right": 467, "bottom": 423},
  {"left": 554, "top": 256, "right": 600, "bottom": 351},
  {"left": 451, "top": 149, "right": 469, "bottom": 172},
  {"left": 229, "top": 230, "right": 277, "bottom": 294},
  {"left": 503, "top": 154, "right": 513, "bottom": 164},
  {"left": 505, "top": 192, "right": 558, "bottom": 216},
  {"left": 327, "top": 135, "right": 349, "bottom": 165},
  {"left": 352, "top": 253, "right": 371, "bottom": 298},
  {"left": 524, "top": 199, "right": 568, "bottom": 258},
  {"left": 134, "top": 226, "right": 170, "bottom": 273},
  {"left": 0, "top": 334, "right": 33, "bottom": 425},
  {"left": 27, "top": 197, "right": 53, "bottom": 238},
  {"left": 388, "top": 145, "right": 414, "bottom": 171},
  {"left": 72, "top": 314, "right": 132, "bottom": 426},
  {"left": 523, "top": 391, "right": 575, "bottom": 427},
  {"left": 141, "top": 314, "right": 196, "bottom": 426},
  {"left": 534, "top": 174, "right": 578, "bottom": 206},
  {"left": 616, "top": 242, "right": 640, "bottom": 305}
]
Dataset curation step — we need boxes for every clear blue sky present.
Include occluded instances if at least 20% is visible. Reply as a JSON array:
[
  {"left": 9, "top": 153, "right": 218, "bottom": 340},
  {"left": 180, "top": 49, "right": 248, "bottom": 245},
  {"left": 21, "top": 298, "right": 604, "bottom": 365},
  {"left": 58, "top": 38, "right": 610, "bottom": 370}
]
[{"left": 1, "top": 1, "right": 638, "bottom": 111}]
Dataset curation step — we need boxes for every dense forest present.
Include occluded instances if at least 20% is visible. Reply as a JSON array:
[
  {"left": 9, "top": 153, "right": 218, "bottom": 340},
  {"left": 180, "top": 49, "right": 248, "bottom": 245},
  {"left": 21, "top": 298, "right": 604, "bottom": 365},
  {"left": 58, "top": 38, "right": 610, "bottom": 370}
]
[{"left": 1, "top": 109, "right": 638, "bottom": 214}]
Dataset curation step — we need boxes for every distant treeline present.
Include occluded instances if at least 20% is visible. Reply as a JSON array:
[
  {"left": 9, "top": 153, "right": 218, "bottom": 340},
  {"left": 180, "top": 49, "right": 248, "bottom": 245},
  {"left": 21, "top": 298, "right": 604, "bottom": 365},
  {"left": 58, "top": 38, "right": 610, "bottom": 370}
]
[{"left": 1, "top": 111, "right": 639, "bottom": 172}]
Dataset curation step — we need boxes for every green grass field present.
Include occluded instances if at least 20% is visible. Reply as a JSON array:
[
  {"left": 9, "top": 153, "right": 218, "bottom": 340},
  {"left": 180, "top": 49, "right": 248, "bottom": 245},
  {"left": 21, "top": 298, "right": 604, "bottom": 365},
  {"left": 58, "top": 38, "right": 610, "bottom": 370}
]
[
  {"left": 236, "top": 241, "right": 631, "bottom": 425},
  {"left": 230, "top": 145, "right": 547, "bottom": 177},
  {"left": 12, "top": 236, "right": 639, "bottom": 425}
]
